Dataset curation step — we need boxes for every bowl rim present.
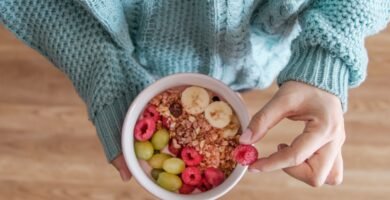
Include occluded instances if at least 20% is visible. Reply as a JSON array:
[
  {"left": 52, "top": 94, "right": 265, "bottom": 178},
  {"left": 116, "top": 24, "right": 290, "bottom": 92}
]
[{"left": 121, "top": 73, "right": 249, "bottom": 200}]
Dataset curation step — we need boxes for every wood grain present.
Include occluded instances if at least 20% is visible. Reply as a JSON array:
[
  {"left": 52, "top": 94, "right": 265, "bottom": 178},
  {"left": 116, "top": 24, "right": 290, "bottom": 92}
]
[{"left": 0, "top": 25, "right": 389, "bottom": 200}]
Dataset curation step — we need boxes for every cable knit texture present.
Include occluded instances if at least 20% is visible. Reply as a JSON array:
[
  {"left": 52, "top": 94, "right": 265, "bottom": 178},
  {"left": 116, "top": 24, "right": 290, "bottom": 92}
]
[{"left": 1, "top": 0, "right": 389, "bottom": 161}]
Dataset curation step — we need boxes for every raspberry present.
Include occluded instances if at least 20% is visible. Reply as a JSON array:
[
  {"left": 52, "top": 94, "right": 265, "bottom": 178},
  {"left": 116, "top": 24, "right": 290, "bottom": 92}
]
[
  {"left": 232, "top": 144, "right": 258, "bottom": 165},
  {"left": 181, "top": 167, "right": 202, "bottom": 186},
  {"left": 197, "top": 177, "right": 213, "bottom": 192},
  {"left": 179, "top": 184, "right": 195, "bottom": 194},
  {"left": 142, "top": 105, "right": 160, "bottom": 122},
  {"left": 168, "top": 140, "right": 181, "bottom": 156},
  {"left": 181, "top": 147, "right": 202, "bottom": 166},
  {"left": 204, "top": 167, "right": 225, "bottom": 187},
  {"left": 134, "top": 118, "right": 156, "bottom": 141}
]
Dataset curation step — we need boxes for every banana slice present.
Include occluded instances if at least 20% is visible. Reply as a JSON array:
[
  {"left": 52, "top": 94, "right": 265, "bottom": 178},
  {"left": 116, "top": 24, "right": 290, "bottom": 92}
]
[
  {"left": 181, "top": 86, "right": 210, "bottom": 115},
  {"left": 204, "top": 101, "right": 233, "bottom": 129},
  {"left": 222, "top": 115, "right": 240, "bottom": 138}
]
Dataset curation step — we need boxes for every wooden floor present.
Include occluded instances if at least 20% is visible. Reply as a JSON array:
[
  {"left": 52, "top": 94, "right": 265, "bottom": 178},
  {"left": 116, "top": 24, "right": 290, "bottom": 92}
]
[{"left": 1, "top": 25, "right": 390, "bottom": 200}]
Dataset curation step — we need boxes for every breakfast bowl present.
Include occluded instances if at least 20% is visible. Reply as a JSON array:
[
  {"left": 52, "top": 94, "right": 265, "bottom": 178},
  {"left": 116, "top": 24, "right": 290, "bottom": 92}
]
[{"left": 122, "top": 73, "right": 251, "bottom": 200}]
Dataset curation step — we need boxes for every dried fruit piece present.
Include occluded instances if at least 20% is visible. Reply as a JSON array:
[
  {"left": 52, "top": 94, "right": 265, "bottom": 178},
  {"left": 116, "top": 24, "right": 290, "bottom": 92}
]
[
  {"left": 179, "top": 184, "right": 196, "bottom": 194},
  {"left": 142, "top": 105, "right": 160, "bottom": 122},
  {"left": 181, "top": 167, "right": 202, "bottom": 186},
  {"left": 181, "top": 147, "right": 202, "bottom": 166},
  {"left": 204, "top": 167, "right": 225, "bottom": 187},
  {"left": 157, "top": 172, "right": 183, "bottom": 192},
  {"left": 134, "top": 118, "right": 156, "bottom": 141},
  {"left": 204, "top": 101, "right": 233, "bottom": 129},
  {"left": 181, "top": 86, "right": 210, "bottom": 115},
  {"left": 135, "top": 141, "right": 154, "bottom": 160},
  {"left": 212, "top": 96, "right": 220, "bottom": 102},
  {"left": 232, "top": 144, "right": 258, "bottom": 165},
  {"left": 169, "top": 102, "right": 183, "bottom": 118}
]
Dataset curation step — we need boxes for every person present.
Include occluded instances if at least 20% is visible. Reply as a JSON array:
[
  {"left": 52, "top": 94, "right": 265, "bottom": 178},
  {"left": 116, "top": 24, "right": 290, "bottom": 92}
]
[{"left": 1, "top": 0, "right": 389, "bottom": 187}]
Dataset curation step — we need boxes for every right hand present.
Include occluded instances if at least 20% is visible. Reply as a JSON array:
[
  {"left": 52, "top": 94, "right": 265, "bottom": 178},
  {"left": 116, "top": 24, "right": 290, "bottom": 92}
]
[{"left": 240, "top": 81, "right": 345, "bottom": 187}]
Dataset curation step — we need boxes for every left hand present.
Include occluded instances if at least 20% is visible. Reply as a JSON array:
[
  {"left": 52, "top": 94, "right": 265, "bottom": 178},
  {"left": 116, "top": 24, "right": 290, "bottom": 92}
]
[
  {"left": 240, "top": 81, "right": 345, "bottom": 187},
  {"left": 112, "top": 153, "right": 132, "bottom": 182}
]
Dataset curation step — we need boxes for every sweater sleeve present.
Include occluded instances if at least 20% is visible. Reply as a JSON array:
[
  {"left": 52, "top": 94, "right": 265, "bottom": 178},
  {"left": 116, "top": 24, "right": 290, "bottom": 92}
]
[
  {"left": 0, "top": 0, "right": 155, "bottom": 161},
  {"left": 277, "top": 0, "right": 390, "bottom": 111}
]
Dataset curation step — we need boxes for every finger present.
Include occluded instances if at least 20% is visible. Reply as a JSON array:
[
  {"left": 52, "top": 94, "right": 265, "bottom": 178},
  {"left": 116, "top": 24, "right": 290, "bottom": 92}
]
[
  {"left": 240, "top": 97, "right": 293, "bottom": 144},
  {"left": 249, "top": 128, "right": 328, "bottom": 172},
  {"left": 111, "top": 153, "right": 132, "bottom": 182},
  {"left": 247, "top": 144, "right": 288, "bottom": 173},
  {"left": 325, "top": 152, "right": 344, "bottom": 185},
  {"left": 282, "top": 141, "right": 339, "bottom": 187}
]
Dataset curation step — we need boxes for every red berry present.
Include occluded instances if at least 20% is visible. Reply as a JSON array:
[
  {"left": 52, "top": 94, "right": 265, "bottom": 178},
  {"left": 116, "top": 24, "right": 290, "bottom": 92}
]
[
  {"left": 134, "top": 118, "right": 156, "bottom": 141},
  {"left": 179, "top": 184, "right": 195, "bottom": 194},
  {"left": 181, "top": 167, "right": 202, "bottom": 186},
  {"left": 232, "top": 144, "right": 258, "bottom": 165},
  {"left": 204, "top": 167, "right": 225, "bottom": 187},
  {"left": 168, "top": 140, "right": 181, "bottom": 156},
  {"left": 197, "top": 177, "right": 213, "bottom": 192},
  {"left": 142, "top": 105, "right": 160, "bottom": 122},
  {"left": 181, "top": 147, "right": 202, "bottom": 166},
  {"left": 161, "top": 116, "right": 170, "bottom": 129}
]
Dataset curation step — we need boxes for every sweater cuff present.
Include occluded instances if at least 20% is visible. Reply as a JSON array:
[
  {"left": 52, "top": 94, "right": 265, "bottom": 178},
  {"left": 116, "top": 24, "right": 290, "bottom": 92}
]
[
  {"left": 277, "top": 45, "right": 349, "bottom": 111},
  {"left": 93, "top": 92, "right": 136, "bottom": 162}
]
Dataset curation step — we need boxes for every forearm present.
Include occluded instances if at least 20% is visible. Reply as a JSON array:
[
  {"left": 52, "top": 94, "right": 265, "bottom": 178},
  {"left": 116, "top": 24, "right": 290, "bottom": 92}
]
[
  {"left": 277, "top": 0, "right": 390, "bottom": 110},
  {"left": 0, "top": 0, "right": 155, "bottom": 161}
]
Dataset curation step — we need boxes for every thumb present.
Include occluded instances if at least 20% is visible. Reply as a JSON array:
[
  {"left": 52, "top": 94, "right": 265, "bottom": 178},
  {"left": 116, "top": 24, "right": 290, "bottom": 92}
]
[
  {"left": 240, "top": 97, "right": 291, "bottom": 144},
  {"left": 111, "top": 153, "right": 132, "bottom": 182}
]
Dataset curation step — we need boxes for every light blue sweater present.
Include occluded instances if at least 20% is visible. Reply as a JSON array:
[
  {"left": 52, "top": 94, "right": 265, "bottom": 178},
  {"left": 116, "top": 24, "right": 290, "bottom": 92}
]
[{"left": 1, "top": 0, "right": 389, "bottom": 161}]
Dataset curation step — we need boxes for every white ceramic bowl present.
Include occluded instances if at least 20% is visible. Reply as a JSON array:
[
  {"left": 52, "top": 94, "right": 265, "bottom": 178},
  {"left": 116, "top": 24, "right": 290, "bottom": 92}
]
[{"left": 122, "top": 73, "right": 249, "bottom": 200}]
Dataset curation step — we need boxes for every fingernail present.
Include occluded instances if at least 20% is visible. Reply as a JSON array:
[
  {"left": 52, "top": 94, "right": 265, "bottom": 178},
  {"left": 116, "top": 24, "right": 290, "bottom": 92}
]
[
  {"left": 239, "top": 128, "right": 253, "bottom": 144},
  {"left": 119, "top": 169, "right": 130, "bottom": 182},
  {"left": 248, "top": 168, "right": 260, "bottom": 173}
]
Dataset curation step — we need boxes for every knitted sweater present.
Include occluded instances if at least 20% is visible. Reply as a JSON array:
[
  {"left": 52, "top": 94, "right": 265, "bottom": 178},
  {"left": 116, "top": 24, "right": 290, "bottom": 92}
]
[{"left": 1, "top": 0, "right": 389, "bottom": 162}]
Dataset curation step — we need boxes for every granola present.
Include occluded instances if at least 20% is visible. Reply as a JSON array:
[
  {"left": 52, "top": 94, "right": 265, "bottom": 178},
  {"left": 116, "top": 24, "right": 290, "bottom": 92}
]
[{"left": 149, "top": 86, "right": 241, "bottom": 176}]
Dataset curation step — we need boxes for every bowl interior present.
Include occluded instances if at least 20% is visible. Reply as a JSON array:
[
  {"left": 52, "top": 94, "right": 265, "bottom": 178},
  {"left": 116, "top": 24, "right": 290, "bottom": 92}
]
[{"left": 122, "top": 73, "right": 249, "bottom": 200}]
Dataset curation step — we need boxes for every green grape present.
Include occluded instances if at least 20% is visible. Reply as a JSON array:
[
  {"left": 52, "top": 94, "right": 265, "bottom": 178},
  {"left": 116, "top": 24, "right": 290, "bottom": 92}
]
[
  {"left": 157, "top": 172, "right": 183, "bottom": 192},
  {"left": 151, "top": 169, "right": 164, "bottom": 180},
  {"left": 135, "top": 141, "right": 154, "bottom": 160},
  {"left": 162, "top": 158, "right": 185, "bottom": 175},
  {"left": 151, "top": 128, "right": 170, "bottom": 150},
  {"left": 148, "top": 153, "right": 172, "bottom": 169}
]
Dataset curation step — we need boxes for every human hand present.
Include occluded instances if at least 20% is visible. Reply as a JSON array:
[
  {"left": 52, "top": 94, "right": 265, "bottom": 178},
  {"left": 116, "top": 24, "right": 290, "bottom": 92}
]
[
  {"left": 240, "top": 81, "right": 345, "bottom": 187},
  {"left": 112, "top": 153, "right": 132, "bottom": 182}
]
